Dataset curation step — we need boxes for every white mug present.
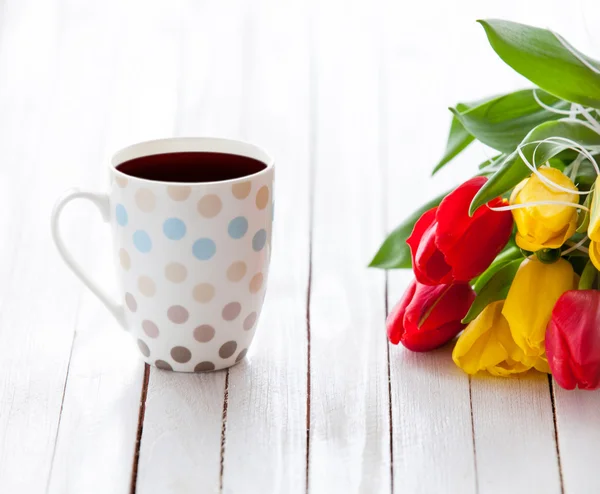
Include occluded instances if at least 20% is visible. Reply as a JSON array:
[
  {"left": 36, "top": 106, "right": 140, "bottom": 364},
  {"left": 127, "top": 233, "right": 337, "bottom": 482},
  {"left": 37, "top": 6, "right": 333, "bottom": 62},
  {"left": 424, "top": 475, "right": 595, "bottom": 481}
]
[{"left": 51, "top": 137, "right": 274, "bottom": 372}]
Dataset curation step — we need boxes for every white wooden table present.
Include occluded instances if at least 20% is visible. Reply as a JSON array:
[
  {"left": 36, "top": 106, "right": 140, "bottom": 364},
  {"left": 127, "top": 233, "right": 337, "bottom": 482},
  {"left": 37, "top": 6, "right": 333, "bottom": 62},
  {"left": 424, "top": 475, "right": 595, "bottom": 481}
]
[{"left": 1, "top": 1, "right": 600, "bottom": 493}]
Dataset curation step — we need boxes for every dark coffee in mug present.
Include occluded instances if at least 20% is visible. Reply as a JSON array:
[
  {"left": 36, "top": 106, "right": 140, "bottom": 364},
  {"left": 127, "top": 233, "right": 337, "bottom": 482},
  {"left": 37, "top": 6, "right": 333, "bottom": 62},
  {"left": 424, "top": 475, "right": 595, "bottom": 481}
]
[{"left": 116, "top": 152, "right": 267, "bottom": 183}]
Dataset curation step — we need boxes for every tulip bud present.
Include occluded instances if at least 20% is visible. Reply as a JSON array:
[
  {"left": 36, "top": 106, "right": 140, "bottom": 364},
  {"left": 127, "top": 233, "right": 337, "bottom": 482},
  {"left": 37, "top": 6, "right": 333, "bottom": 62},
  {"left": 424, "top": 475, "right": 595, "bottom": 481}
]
[
  {"left": 407, "top": 177, "right": 513, "bottom": 285},
  {"left": 510, "top": 168, "right": 578, "bottom": 252},
  {"left": 546, "top": 290, "right": 600, "bottom": 390},
  {"left": 503, "top": 258, "right": 578, "bottom": 361},
  {"left": 453, "top": 301, "right": 547, "bottom": 376},
  {"left": 588, "top": 179, "right": 600, "bottom": 271},
  {"left": 387, "top": 279, "right": 475, "bottom": 352}
]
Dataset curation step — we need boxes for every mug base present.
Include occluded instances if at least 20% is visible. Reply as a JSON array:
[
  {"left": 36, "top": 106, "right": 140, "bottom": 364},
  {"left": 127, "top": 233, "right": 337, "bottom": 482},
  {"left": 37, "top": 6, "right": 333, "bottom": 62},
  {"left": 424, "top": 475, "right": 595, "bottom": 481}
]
[{"left": 142, "top": 354, "right": 247, "bottom": 373}]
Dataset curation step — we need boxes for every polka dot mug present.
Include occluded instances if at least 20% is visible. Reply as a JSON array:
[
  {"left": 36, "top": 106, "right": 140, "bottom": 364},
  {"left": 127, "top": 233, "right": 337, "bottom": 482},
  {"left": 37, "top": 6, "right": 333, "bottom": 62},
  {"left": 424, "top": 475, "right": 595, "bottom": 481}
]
[{"left": 51, "top": 138, "right": 274, "bottom": 372}]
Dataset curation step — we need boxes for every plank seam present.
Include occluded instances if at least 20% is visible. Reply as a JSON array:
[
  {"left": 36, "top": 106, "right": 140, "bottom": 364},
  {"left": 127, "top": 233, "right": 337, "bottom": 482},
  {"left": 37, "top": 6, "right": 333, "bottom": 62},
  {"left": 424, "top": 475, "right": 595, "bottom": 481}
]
[
  {"left": 378, "top": 28, "right": 393, "bottom": 492},
  {"left": 45, "top": 294, "right": 81, "bottom": 494},
  {"left": 219, "top": 370, "right": 230, "bottom": 493},
  {"left": 305, "top": 12, "right": 316, "bottom": 494},
  {"left": 385, "top": 275, "right": 394, "bottom": 494},
  {"left": 468, "top": 376, "right": 479, "bottom": 494},
  {"left": 129, "top": 364, "right": 150, "bottom": 494},
  {"left": 548, "top": 376, "right": 565, "bottom": 493}
]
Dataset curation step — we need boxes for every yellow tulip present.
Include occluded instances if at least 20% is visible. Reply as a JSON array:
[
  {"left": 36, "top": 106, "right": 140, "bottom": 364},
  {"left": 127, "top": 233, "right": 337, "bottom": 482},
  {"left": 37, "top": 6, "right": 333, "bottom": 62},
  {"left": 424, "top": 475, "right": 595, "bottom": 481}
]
[
  {"left": 453, "top": 301, "right": 540, "bottom": 376},
  {"left": 590, "top": 241, "right": 600, "bottom": 271},
  {"left": 510, "top": 167, "right": 578, "bottom": 251},
  {"left": 502, "top": 258, "right": 577, "bottom": 360},
  {"left": 588, "top": 177, "right": 600, "bottom": 270}
]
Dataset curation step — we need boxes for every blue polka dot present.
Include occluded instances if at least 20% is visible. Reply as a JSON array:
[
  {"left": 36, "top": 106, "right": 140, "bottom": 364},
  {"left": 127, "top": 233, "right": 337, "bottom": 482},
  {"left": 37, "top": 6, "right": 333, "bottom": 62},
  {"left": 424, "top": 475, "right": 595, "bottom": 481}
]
[
  {"left": 252, "top": 229, "right": 267, "bottom": 252},
  {"left": 133, "top": 230, "right": 152, "bottom": 253},
  {"left": 115, "top": 204, "right": 128, "bottom": 226},
  {"left": 193, "top": 238, "right": 216, "bottom": 260},
  {"left": 228, "top": 216, "right": 248, "bottom": 239},
  {"left": 163, "top": 218, "right": 187, "bottom": 240}
]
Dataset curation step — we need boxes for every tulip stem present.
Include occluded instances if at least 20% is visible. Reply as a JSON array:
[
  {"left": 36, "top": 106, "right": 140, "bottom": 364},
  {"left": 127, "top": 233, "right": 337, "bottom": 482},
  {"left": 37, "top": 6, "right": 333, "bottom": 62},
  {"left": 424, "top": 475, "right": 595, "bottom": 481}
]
[{"left": 579, "top": 260, "right": 597, "bottom": 290}]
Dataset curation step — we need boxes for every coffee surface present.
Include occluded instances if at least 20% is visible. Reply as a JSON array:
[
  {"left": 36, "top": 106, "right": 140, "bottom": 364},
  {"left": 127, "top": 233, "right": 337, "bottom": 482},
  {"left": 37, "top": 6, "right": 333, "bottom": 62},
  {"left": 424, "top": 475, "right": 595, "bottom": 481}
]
[{"left": 116, "top": 152, "right": 266, "bottom": 182}]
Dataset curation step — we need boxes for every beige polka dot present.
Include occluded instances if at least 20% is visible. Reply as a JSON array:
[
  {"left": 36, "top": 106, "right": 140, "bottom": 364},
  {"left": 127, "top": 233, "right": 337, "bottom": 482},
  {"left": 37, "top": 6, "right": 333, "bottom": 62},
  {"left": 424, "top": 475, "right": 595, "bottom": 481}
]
[
  {"left": 155, "top": 360, "right": 173, "bottom": 371},
  {"left": 197, "top": 194, "right": 222, "bottom": 218},
  {"left": 222, "top": 302, "right": 241, "bottom": 321},
  {"left": 249, "top": 273, "right": 264, "bottom": 293},
  {"left": 137, "top": 339, "right": 150, "bottom": 357},
  {"left": 135, "top": 188, "right": 156, "bottom": 212},
  {"left": 256, "top": 186, "right": 269, "bottom": 209},
  {"left": 138, "top": 276, "right": 156, "bottom": 297},
  {"left": 243, "top": 312, "right": 257, "bottom": 331},
  {"left": 142, "top": 320, "right": 159, "bottom": 338},
  {"left": 195, "top": 361, "right": 215, "bottom": 372},
  {"left": 167, "top": 185, "right": 191, "bottom": 201},
  {"left": 194, "top": 324, "right": 215, "bottom": 343},
  {"left": 125, "top": 293, "right": 137, "bottom": 312},
  {"left": 193, "top": 283, "right": 215, "bottom": 303},
  {"left": 219, "top": 341, "right": 238, "bottom": 359},
  {"left": 232, "top": 181, "right": 251, "bottom": 199},
  {"left": 119, "top": 249, "right": 131, "bottom": 271},
  {"left": 171, "top": 346, "right": 192, "bottom": 363},
  {"left": 115, "top": 175, "right": 128, "bottom": 188},
  {"left": 235, "top": 348, "right": 248, "bottom": 363},
  {"left": 167, "top": 305, "right": 189, "bottom": 324},
  {"left": 165, "top": 262, "right": 188, "bottom": 283},
  {"left": 227, "top": 261, "right": 247, "bottom": 282}
]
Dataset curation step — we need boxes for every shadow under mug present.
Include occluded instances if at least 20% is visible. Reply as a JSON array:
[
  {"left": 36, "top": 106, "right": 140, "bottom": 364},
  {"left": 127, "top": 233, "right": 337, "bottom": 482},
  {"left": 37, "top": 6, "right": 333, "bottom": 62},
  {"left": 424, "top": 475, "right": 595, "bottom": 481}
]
[{"left": 51, "top": 137, "right": 274, "bottom": 372}]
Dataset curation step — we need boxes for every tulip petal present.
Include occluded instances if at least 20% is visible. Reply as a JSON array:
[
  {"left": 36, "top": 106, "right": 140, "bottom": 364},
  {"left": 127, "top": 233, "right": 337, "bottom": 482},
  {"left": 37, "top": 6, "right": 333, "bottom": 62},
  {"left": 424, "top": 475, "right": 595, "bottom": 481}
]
[
  {"left": 503, "top": 259, "right": 577, "bottom": 358},
  {"left": 511, "top": 168, "right": 579, "bottom": 251},
  {"left": 386, "top": 280, "right": 417, "bottom": 345},
  {"left": 436, "top": 177, "right": 513, "bottom": 281},
  {"left": 440, "top": 204, "right": 514, "bottom": 281},
  {"left": 590, "top": 241, "right": 600, "bottom": 271},
  {"left": 400, "top": 281, "right": 475, "bottom": 352},
  {"left": 589, "top": 177, "right": 600, "bottom": 241},
  {"left": 453, "top": 300, "right": 534, "bottom": 376},
  {"left": 546, "top": 290, "right": 600, "bottom": 390},
  {"left": 407, "top": 208, "right": 453, "bottom": 285}
]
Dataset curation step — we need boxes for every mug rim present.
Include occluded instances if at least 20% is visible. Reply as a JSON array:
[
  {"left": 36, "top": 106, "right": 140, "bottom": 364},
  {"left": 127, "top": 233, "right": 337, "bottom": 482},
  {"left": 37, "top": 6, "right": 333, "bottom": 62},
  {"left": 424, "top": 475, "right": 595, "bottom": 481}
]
[{"left": 110, "top": 137, "right": 274, "bottom": 187}]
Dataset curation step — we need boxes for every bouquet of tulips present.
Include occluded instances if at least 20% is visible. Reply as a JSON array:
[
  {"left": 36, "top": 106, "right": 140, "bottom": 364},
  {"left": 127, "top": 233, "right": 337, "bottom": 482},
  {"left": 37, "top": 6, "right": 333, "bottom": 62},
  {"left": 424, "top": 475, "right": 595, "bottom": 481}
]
[{"left": 371, "top": 19, "right": 600, "bottom": 390}]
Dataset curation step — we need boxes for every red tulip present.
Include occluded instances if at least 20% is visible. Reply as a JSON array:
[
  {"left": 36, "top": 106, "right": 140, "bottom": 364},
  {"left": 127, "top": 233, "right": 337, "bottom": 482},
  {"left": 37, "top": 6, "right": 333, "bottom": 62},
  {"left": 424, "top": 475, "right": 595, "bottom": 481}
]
[
  {"left": 387, "top": 279, "right": 475, "bottom": 352},
  {"left": 546, "top": 290, "right": 600, "bottom": 390},
  {"left": 407, "top": 177, "right": 513, "bottom": 285}
]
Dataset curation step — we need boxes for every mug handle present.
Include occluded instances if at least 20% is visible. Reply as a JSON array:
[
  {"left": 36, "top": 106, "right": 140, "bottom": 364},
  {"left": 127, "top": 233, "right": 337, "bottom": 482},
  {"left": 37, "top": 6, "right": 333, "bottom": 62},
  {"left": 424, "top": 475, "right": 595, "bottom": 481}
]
[{"left": 51, "top": 188, "right": 126, "bottom": 328}]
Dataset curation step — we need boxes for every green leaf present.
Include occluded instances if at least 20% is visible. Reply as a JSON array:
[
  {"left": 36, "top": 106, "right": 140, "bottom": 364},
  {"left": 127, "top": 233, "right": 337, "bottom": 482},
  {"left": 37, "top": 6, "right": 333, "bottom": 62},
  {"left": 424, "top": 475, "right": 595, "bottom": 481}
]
[
  {"left": 451, "top": 89, "right": 569, "bottom": 153},
  {"left": 369, "top": 191, "right": 449, "bottom": 269},
  {"left": 463, "top": 258, "right": 522, "bottom": 323},
  {"left": 478, "top": 19, "right": 600, "bottom": 108},
  {"left": 470, "top": 120, "right": 600, "bottom": 214},
  {"left": 472, "top": 246, "right": 521, "bottom": 292},
  {"left": 478, "top": 154, "right": 505, "bottom": 170},
  {"left": 578, "top": 260, "right": 597, "bottom": 290},
  {"left": 432, "top": 112, "right": 475, "bottom": 175}
]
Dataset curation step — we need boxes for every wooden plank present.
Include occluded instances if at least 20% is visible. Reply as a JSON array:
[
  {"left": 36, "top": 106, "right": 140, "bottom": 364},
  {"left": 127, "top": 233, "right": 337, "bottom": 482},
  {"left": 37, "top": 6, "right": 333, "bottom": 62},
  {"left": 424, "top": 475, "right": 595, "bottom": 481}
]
[
  {"left": 382, "top": 1, "right": 477, "bottom": 488},
  {"left": 134, "top": 1, "right": 247, "bottom": 491},
  {"left": 471, "top": 375, "right": 560, "bottom": 493},
  {"left": 553, "top": 386, "right": 600, "bottom": 494},
  {"left": 0, "top": 1, "right": 86, "bottom": 492},
  {"left": 221, "top": 2, "right": 310, "bottom": 493},
  {"left": 46, "top": 1, "right": 184, "bottom": 492},
  {"left": 307, "top": 2, "right": 391, "bottom": 492}
]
